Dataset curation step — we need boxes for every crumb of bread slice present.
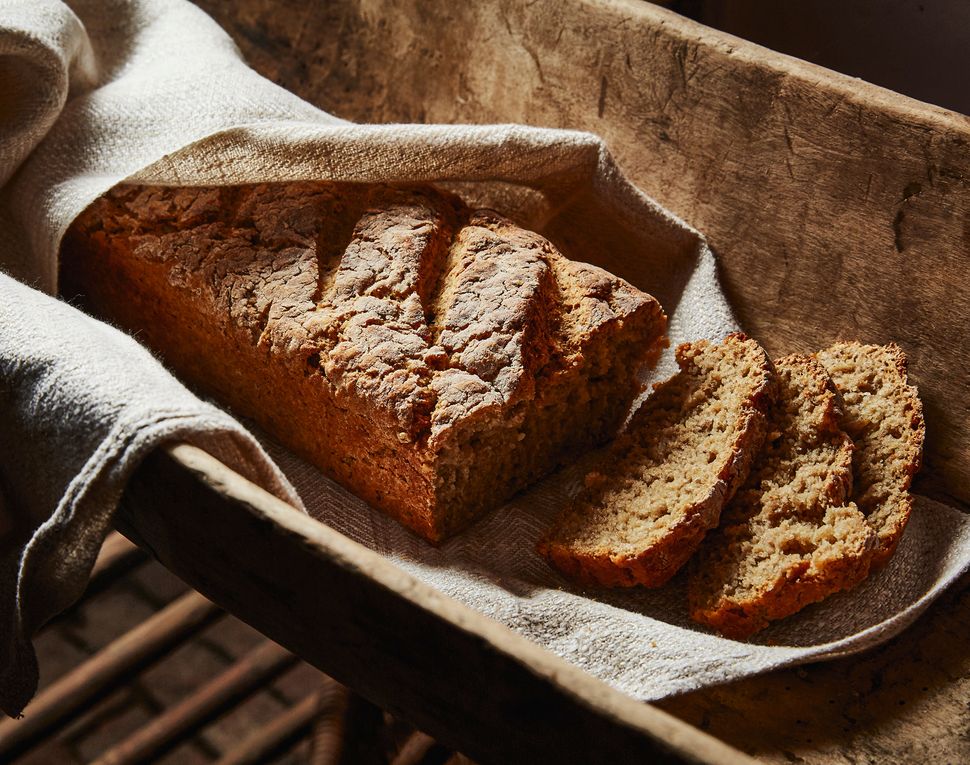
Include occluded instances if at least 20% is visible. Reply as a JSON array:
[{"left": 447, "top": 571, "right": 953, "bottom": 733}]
[
  {"left": 689, "top": 354, "right": 876, "bottom": 639},
  {"left": 538, "top": 333, "right": 775, "bottom": 588},
  {"left": 815, "top": 342, "right": 924, "bottom": 568}
]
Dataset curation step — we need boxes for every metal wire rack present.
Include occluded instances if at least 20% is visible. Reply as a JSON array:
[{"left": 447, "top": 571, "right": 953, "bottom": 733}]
[{"left": 0, "top": 532, "right": 475, "bottom": 765}]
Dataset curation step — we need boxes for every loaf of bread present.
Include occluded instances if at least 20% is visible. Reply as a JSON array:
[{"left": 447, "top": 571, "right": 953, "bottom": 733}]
[
  {"left": 61, "top": 182, "right": 667, "bottom": 542},
  {"left": 537, "top": 334, "right": 774, "bottom": 587},
  {"left": 815, "top": 342, "right": 924, "bottom": 568},
  {"left": 688, "top": 355, "right": 877, "bottom": 638}
]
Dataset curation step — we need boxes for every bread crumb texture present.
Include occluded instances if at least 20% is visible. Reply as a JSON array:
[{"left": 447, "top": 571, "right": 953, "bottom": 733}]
[
  {"left": 689, "top": 354, "right": 877, "bottom": 639},
  {"left": 538, "top": 333, "right": 775, "bottom": 588},
  {"left": 815, "top": 342, "right": 924, "bottom": 568}
]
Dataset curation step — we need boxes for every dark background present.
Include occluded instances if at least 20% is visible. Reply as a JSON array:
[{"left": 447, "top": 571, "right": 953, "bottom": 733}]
[{"left": 663, "top": 0, "right": 970, "bottom": 116}]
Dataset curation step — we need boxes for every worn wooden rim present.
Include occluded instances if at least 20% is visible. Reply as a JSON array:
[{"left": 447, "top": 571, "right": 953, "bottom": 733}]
[{"left": 159, "top": 442, "right": 752, "bottom": 765}]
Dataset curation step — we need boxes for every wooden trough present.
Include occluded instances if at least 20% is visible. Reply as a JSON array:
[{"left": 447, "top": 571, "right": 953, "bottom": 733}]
[{"left": 50, "top": 1, "right": 970, "bottom": 762}]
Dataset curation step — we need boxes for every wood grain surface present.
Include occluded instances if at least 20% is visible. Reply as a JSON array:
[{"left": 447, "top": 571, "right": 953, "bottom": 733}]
[
  {"left": 657, "top": 574, "right": 970, "bottom": 764},
  {"left": 186, "top": 0, "right": 970, "bottom": 762},
  {"left": 118, "top": 445, "right": 752, "bottom": 765}
]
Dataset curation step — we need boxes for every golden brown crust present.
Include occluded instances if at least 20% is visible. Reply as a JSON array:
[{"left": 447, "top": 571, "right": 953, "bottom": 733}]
[
  {"left": 688, "top": 355, "right": 877, "bottom": 639},
  {"left": 61, "top": 181, "right": 667, "bottom": 542},
  {"left": 538, "top": 333, "right": 775, "bottom": 588},
  {"left": 815, "top": 342, "right": 925, "bottom": 568}
]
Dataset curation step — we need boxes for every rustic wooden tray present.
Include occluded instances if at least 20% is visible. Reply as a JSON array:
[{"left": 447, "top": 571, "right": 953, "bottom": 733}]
[{"left": 114, "top": 1, "right": 970, "bottom": 762}]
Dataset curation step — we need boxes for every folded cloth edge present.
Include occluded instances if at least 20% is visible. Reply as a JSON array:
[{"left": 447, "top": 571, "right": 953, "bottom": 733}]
[{"left": 0, "top": 398, "right": 303, "bottom": 716}]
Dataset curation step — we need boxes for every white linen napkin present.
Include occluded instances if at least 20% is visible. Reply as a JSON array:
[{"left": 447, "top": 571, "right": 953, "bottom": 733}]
[
  {"left": 0, "top": 271, "right": 304, "bottom": 714},
  {"left": 1, "top": 0, "right": 967, "bottom": 717}
]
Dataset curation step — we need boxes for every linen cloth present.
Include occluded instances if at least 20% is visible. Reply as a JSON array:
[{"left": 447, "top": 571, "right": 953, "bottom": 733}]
[{"left": 1, "top": 0, "right": 968, "bottom": 717}]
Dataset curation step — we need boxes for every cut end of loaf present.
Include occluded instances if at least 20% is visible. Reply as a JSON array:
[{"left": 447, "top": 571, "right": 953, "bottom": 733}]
[
  {"left": 428, "top": 308, "right": 664, "bottom": 542},
  {"left": 538, "top": 333, "right": 775, "bottom": 588}
]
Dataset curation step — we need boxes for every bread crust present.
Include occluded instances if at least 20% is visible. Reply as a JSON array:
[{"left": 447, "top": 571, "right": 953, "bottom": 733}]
[
  {"left": 538, "top": 333, "right": 775, "bottom": 588},
  {"left": 61, "top": 182, "right": 666, "bottom": 542}
]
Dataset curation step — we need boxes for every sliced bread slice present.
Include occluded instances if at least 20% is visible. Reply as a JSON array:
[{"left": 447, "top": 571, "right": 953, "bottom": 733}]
[
  {"left": 815, "top": 342, "right": 924, "bottom": 568},
  {"left": 538, "top": 333, "right": 775, "bottom": 588},
  {"left": 688, "top": 355, "right": 876, "bottom": 639}
]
